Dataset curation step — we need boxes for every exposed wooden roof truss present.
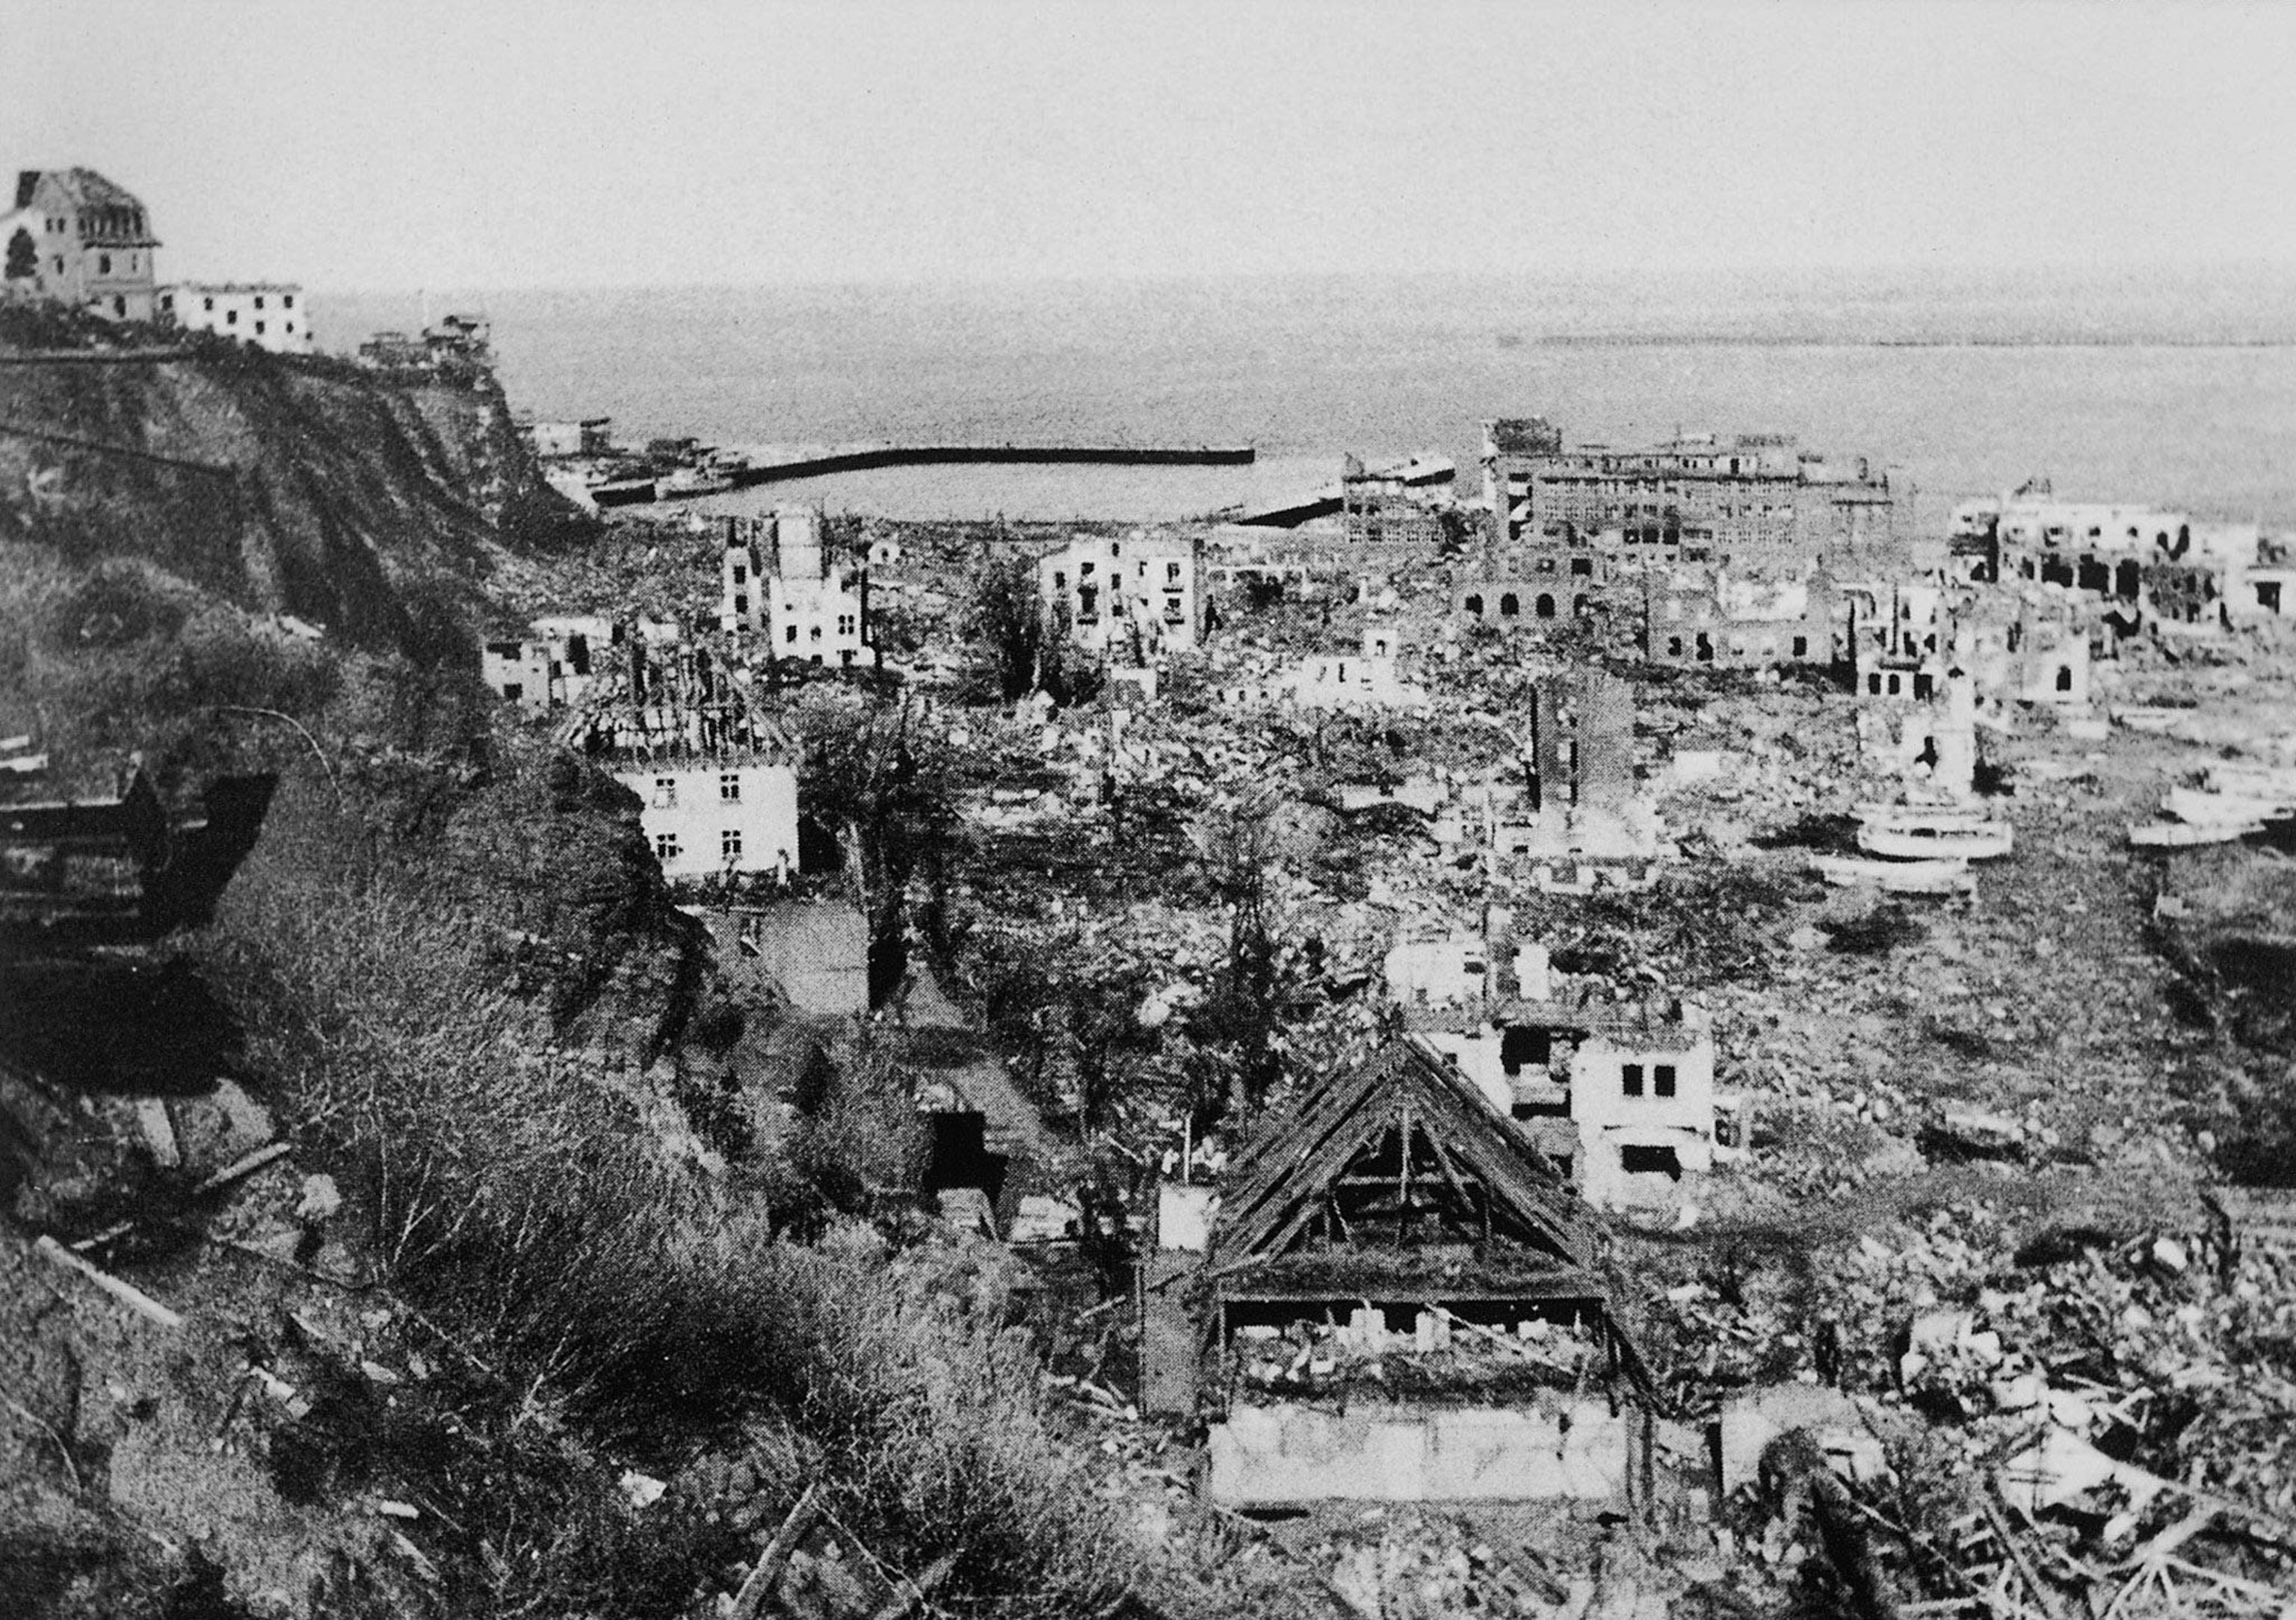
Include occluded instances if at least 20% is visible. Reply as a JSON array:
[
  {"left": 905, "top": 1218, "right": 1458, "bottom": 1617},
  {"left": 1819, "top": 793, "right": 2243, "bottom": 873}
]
[{"left": 1215, "top": 1036, "right": 1599, "bottom": 1273}]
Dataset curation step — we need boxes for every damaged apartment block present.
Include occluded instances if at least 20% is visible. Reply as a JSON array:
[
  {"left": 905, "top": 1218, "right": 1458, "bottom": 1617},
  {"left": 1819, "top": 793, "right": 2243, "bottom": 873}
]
[
  {"left": 1385, "top": 912, "right": 1744, "bottom": 1214},
  {"left": 720, "top": 507, "right": 877, "bottom": 669},
  {"left": 1143, "top": 1036, "right": 1685, "bottom": 1509},
  {"left": 1037, "top": 530, "right": 1206, "bottom": 663}
]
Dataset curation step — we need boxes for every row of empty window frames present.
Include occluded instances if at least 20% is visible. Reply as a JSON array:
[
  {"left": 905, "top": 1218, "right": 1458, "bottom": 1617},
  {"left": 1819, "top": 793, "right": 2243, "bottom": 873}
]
[
  {"left": 652, "top": 773, "right": 745, "bottom": 806},
  {"left": 653, "top": 829, "right": 745, "bottom": 860}
]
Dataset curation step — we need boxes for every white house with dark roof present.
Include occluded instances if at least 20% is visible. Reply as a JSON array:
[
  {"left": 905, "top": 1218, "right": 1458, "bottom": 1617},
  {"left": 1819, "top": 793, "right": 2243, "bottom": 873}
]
[{"left": 1, "top": 168, "right": 160, "bottom": 320}]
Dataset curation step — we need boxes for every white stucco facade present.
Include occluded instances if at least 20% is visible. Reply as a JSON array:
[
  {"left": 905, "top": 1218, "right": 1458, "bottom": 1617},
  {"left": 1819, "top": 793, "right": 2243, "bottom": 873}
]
[
  {"left": 1568, "top": 1022, "right": 1721, "bottom": 1211},
  {"left": 1038, "top": 531, "right": 1206, "bottom": 656},
  {"left": 614, "top": 759, "right": 799, "bottom": 882},
  {"left": 723, "top": 507, "right": 876, "bottom": 667},
  {"left": 158, "top": 283, "right": 312, "bottom": 353}
]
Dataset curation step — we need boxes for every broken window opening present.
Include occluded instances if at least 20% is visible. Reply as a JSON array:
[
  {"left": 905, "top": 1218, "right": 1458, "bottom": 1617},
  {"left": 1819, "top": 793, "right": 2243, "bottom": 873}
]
[
  {"left": 1619, "top": 1144, "right": 1682, "bottom": 1179},
  {"left": 1499, "top": 1025, "right": 1549, "bottom": 1075}
]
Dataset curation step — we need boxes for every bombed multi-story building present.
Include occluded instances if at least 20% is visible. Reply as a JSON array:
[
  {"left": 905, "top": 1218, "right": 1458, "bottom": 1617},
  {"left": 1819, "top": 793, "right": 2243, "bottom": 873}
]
[
  {"left": 1037, "top": 530, "right": 1206, "bottom": 658},
  {"left": 1382, "top": 913, "right": 1744, "bottom": 1213},
  {"left": 1479, "top": 418, "right": 1909, "bottom": 584},
  {"left": 1641, "top": 565, "right": 1845, "bottom": 671},
  {"left": 1338, "top": 454, "right": 1451, "bottom": 550},
  {"left": 720, "top": 508, "right": 876, "bottom": 668},
  {"left": 556, "top": 641, "right": 801, "bottom": 885},
  {"left": 1958, "top": 484, "right": 2259, "bottom": 633}
]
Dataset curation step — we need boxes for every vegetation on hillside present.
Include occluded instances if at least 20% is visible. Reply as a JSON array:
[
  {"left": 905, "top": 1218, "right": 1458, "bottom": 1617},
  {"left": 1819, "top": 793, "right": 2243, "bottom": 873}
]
[{"left": 0, "top": 340, "right": 1139, "bottom": 1619}]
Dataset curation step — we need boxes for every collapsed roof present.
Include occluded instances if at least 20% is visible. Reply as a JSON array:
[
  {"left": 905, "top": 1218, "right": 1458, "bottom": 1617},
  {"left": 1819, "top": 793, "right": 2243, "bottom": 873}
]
[
  {"left": 1207, "top": 1033, "right": 1661, "bottom": 1394},
  {"left": 1216, "top": 1033, "right": 1596, "bottom": 1281}
]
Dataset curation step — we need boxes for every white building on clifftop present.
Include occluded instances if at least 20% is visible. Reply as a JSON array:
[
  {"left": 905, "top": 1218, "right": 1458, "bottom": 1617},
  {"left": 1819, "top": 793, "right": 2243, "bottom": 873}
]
[{"left": 158, "top": 282, "right": 312, "bottom": 353}]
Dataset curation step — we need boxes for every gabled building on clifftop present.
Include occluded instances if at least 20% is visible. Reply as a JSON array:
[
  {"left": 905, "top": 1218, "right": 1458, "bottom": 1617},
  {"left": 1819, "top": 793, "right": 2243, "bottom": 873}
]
[{"left": 1, "top": 169, "right": 160, "bottom": 321}]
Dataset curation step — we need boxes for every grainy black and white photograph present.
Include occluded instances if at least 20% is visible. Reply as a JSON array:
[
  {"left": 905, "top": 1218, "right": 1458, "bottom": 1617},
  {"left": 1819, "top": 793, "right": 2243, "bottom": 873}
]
[{"left": 4, "top": 2, "right": 2296, "bottom": 1616}]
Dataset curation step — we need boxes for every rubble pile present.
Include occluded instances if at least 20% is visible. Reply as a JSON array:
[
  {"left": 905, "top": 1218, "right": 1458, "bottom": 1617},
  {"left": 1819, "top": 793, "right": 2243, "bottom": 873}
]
[
  {"left": 1228, "top": 1311, "right": 1599, "bottom": 1401},
  {"left": 433, "top": 499, "right": 2296, "bottom": 1616}
]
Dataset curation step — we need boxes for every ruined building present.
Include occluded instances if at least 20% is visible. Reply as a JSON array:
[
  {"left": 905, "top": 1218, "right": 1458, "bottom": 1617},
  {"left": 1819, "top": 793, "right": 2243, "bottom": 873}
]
[
  {"left": 1480, "top": 670, "right": 1661, "bottom": 891},
  {"left": 1144, "top": 1035, "right": 1668, "bottom": 1507},
  {"left": 556, "top": 642, "right": 800, "bottom": 885},
  {"left": 481, "top": 613, "right": 638, "bottom": 714},
  {"left": 1037, "top": 530, "right": 1206, "bottom": 658},
  {"left": 1384, "top": 917, "right": 1743, "bottom": 1212},
  {"left": 1960, "top": 486, "right": 2261, "bottom": 634},
  {"left": 1640, "top": 564, "right": 1843, "bottom": 671},
  {"left": 1478, "top": 418, "right": 1909, "bottom": 586},
  {"left": 721, "top": 508, "right": 877, "bottom": 668},
  {"left": 1338, "top": 454, "right": 1451, "bottom": 549}
]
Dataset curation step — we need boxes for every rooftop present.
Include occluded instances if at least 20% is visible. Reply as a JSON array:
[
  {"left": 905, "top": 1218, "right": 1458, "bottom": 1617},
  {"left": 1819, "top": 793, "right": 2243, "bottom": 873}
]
[{"left": 16, "top": 168, "right": 158, "bottom": 244}]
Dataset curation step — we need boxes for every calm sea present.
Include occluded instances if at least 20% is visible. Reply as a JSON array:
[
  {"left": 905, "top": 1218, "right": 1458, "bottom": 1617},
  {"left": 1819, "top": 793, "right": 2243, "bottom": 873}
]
[{"left": 316, "top": 268, "right": 2296, "bottom": 526}]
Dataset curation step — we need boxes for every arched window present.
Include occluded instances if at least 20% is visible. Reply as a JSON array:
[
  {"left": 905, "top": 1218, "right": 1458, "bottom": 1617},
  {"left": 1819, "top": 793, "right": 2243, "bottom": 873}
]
[
  {"left": 1463, "top": 593, "right": 1483, "bottom": 617},
  {"left": 1499, "top": 593, "right": 1519, "bottom": 617},
  {"left": 1535, "top": 593, "right": 1555, "bottom": 619}
]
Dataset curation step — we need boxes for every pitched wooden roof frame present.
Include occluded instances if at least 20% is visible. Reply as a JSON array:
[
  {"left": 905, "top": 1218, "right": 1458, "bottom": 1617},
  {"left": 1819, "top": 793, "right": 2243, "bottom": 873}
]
[{"left": 1214, "top": 1034, "right": 1600, "bottom": 1271}]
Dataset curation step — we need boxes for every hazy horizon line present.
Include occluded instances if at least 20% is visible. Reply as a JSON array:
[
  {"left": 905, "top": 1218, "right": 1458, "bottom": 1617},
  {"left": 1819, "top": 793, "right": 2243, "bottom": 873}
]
[{"left": 300, "top": 257, "right": 2296, "bottom": 303}]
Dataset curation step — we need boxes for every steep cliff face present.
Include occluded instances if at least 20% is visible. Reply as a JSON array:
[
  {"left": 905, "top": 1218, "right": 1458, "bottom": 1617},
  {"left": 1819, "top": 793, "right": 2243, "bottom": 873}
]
[
  {"left": 0, "top": 333, "right": 741, "bottom": 1620},
  {"left": 0, "top": 338, "right": 583, "bottom": 660}
]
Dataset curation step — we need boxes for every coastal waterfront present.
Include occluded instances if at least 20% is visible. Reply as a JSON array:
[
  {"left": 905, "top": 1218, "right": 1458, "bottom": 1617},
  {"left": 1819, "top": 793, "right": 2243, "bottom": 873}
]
[
  {"left": 17, "top": 7, "right": 2296, "bottom": 1614},
  {"left": 321, "top": 270, "right": 2296, "bottom": 522}
]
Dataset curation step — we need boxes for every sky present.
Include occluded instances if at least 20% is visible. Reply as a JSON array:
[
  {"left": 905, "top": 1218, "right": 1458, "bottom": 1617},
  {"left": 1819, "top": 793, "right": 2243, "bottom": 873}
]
[{"left": 6, "top": 0, "right": 2295, "bottom": 291}]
